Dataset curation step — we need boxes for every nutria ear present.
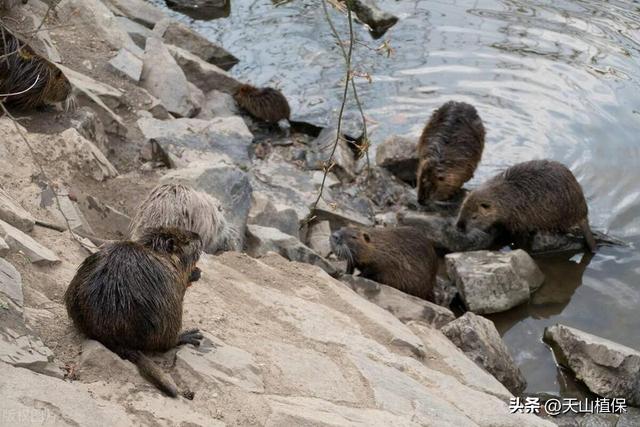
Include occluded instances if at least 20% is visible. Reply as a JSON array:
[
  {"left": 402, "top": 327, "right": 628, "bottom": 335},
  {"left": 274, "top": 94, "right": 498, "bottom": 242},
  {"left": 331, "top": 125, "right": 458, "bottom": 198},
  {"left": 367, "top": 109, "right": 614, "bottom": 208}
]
[{"left": 363, "top": 233, "right": 371, "bottom": 243}]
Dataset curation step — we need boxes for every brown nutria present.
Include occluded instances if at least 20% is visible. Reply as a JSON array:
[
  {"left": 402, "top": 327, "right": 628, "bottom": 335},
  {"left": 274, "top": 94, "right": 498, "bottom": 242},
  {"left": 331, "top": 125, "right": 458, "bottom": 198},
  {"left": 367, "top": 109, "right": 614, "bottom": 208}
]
[
  {"left": 129, "top": 183, "right": 241, "bottom": 253},
  {"left": 64, "top": 227, "right": 204, "bottom": 397},
  {"left": 233, "top": 83, "right": 290, "bottom": 124},
  {"left": 417, "top": 101, "right": 485, "bottom": 203},
  {"left": 330, "top": 226, "right": 438, "bottom": 301},
  {"left": 456, "top": 159, "right": 597, "bottom": 252},
  {"left": 0, "top": 26, "right": 72, "bottom": 109}
]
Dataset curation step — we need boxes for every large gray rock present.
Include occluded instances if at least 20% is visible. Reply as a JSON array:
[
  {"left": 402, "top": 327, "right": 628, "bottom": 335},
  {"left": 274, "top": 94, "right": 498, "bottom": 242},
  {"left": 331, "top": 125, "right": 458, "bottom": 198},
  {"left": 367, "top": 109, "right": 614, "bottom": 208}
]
[
  {"left": 0, "top": 188, "right": 35, "bottom": 233},
  {"left": 57, "top": 0, "right": 139, "bottom": 53},
  {"left": 445, "top": 249, "right": 545, "bottom": 314},
  {"left": 161, "top": 162, "right": 252, "bottom": 247},
  {"left": 137, "top": 116, "right": 253, "bottom": 168},
  {"left": 58, "top": 65, "right": 127, "bottom": 135},
  {"left": 248, "top": 193, "right": 300, "bottom": 239},
  {"left": 108, "top": 48, "right": 143, "bottom": 83},
  {"left": 375, "top": 135, "right": 418, "bottom": 183},
  {"left": 154, "top": 19, "right": 238, "bottom": 70},
  {"left": 307, "top": 127, "right": 356, "bottom": 182},
  {"left": 197, "top": 89, "right": 239, "bottom": 119},
  {"left": 166, "top": 43, "right": 242, "bottom": 94},
  {"left": 0, "top": 237, "right": 8, "bottom": 257},
  {"left": 441, "top": 312, "right": 527, "bottom": 395},
  {"left": 351, "top": 0, "right": 399, "bottom": 36},
  {"left": 0, "top": 258, "right": 22, "bottom": 309},
  {"left": 78, "top": 195, "right": 131, "bottom": 238},
  {"left": 103, "top": 0, "right": 166, "bottom": 29},
  {"left": 544, "top": 324, "right": 640, "bottom": 406},
  {"left": 0, "top": 220, "right": 60, "bottom": 265},
  {"left": 356, "top": 166, "right": 417, "bottom": 210},
  {"left": 69, "top": 107, "right": 110, "bottom": 155},
  {"left": 141, "top": 37, "right": 198, "bottom": 118},
  {"left": 341, "top": 274, "right": 455, "bottom": 329},
  {"left": 246, "top": 225, "right": 337, "bottom": 276},
  {"left": 76, "top": 340, "right": 143, "bottom": 385}
]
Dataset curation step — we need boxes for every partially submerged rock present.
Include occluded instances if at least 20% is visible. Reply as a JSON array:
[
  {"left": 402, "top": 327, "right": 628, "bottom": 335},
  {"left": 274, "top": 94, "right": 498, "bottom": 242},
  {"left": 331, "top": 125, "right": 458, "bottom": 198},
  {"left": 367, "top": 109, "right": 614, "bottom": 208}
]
[
  {"left": 445, "top": 250, "right": 545, "bottom": 314},
  {"left": 441, "top": 312, "right": 527, "bottom": 395},
  {"left": 350, "top": 0, "right": 399, "bottom": 37},
  {"left": 544, "top": 324, "right": 640, "bottom": 406},
  {"left": 341, "top": 274, "right": 455, "bottom": 329},
  {"left": 165, "top": 0, "right": 230, "bottom": 21},
  {"left": 246, "top": 225, "right": 337, "bottom": 276},
  {"left": 154, "top": 19, "right": 238, "bottom": 70}
]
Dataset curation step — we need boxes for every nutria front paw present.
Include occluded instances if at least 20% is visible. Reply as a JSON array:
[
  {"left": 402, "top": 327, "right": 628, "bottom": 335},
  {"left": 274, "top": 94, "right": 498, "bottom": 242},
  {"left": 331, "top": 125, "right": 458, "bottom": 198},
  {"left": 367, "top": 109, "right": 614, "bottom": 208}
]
[{"left": 178, "top": 328, "right": 204, "bottom": 347}]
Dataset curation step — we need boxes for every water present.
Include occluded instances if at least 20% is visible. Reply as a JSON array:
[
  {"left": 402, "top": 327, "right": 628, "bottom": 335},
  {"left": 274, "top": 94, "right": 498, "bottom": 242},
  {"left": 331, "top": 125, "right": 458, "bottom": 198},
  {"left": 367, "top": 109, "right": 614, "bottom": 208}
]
[{"left": 152, "top": 0, "right": 640, "bottom": 396}]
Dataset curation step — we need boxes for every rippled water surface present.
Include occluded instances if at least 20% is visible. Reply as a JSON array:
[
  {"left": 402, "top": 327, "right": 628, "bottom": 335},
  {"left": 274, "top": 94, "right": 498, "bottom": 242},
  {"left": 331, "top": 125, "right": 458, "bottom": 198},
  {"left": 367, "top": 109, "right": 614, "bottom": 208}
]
[{"left": 153, "top": 0, "right": 640, "bottom": 395}]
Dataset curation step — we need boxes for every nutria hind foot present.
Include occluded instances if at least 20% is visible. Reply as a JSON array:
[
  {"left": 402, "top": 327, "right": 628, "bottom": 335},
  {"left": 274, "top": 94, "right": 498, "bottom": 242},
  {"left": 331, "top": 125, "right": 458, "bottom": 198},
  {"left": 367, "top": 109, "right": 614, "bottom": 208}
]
[
  {"left": 181, "top": 390, "right": 195, "bottom": 400},
  {"left": 120, "top": 349, "right": 179, "bottom": 398},
  {"left": 580, "top": 219, "right": 597, "bottom": 253},
  {"left": 178, "top": 328, "right": 204, "bottom": 347}
]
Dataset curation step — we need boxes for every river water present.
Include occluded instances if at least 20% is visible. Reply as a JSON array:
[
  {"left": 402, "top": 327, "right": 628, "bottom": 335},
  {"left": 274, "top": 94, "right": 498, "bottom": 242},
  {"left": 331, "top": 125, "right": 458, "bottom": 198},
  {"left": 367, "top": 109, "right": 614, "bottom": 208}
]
[{"left": 151, "top": 0, "right": 640, "bottom": 397}]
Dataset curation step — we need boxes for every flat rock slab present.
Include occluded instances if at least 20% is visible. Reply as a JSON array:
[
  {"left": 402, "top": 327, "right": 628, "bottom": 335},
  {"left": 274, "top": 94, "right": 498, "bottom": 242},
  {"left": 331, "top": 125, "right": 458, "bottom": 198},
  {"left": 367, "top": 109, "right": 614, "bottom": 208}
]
[
  {"left": 176, "top": 333, "right": 264, "bottom": 393},
  {"left": 138, "top": 116, "right": 253, "bottom": 168},
  {"left": 103, "top": 0, "right": 166, "bottom": 29},
  {"left": 445, "top": 249, "right": 545, "bottom": 314},
  {"left": 441, "top": 312, "right": 527, "bottom": 395},
  {"left": 0, "top": 219, "right": 60, "bottom": 265},
  {"left": 0, "top": 258, "right": 23, "bottom": 309},
  {"left": 246, "top": 224, "right": 337, "bottom": 276},
  {"left": 108, "top": 48, "right": 143, "bottom": 82},
  {"left": 154, "top": 19, "right": 238, "bottom": 70},
  {"left": 341, "top": 274, "right": 455, "bottom": 329},
  {"left": 544, "top": 324, "right": 640, "bottom": 406},
  {"left": 0, "top": 188, "right": 35, "bottom": 232}
]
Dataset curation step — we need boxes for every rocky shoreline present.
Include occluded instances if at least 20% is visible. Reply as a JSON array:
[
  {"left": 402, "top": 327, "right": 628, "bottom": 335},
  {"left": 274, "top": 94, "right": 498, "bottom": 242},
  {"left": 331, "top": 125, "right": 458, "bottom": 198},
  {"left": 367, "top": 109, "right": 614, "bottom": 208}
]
[{"left": 0, "top": 1, "right": 637, "bottom": 426}]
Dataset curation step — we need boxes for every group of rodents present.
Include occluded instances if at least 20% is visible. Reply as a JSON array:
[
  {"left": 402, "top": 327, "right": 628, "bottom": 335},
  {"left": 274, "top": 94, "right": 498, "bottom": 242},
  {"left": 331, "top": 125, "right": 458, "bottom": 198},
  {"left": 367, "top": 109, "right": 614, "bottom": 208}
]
[{"left": 331, "top": 100, "right": 596, "bottom": 303}]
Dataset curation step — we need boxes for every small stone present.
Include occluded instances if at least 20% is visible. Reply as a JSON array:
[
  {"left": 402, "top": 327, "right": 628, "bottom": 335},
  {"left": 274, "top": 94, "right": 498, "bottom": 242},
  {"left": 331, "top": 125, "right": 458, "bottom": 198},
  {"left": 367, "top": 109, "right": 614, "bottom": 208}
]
[
  {"left": 154, "top": 19, "right": 238, "bottom": 70},
  {"left": 445, "top": 249, "right": 545, "bottom": 314},
  {"left": 305, "top": 221, "right": 332, "bottom": 258},
  {"left": 0, "top": 188, "right": 35, "bottom": 232},
  {"left": 441, "top": 312, "right": 527, "bottom": 395},
  {"left": 544, "top": 324, "right": 640, "bottom": 406},
  {"left": 0, "top": 219, "right": 60, "bottom": 265},
  {"left": 108, "top": 48, "right": 143, "bottom": 82}
]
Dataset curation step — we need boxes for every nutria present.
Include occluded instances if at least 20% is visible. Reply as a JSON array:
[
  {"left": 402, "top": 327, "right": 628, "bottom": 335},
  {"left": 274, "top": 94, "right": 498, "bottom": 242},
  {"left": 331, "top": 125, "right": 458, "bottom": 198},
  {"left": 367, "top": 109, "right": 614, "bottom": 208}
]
[
  {"left": 330, "top": 226, "right": 438, "bottom": 301},
  {"left": 417, "top": 101, "right": 485, "bottom": 203},
  {"left": 0, "top": 26, "right": 72, "bottom": 109},
  {"left": 129, "top": 183, "right": 241, "bottom": 253},
  {"left": 64, "top": 227, "right": 204, "bottom": 397},
  {"left": 456, "top": 159, "right": 597, "bottom": 252},
  {"left": 233, "top": 84, "right": 290, "bottom": 124}
]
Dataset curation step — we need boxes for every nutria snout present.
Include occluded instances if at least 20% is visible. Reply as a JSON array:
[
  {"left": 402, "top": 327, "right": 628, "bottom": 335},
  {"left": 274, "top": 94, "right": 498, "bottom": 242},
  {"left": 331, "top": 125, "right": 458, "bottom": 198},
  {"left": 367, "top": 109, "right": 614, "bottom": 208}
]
[
  {"left": 417, "top": 101, "right": 485, "bottom": 203},
  {"left": 456, "top": 159, "right": 596, "bottom": 252}
]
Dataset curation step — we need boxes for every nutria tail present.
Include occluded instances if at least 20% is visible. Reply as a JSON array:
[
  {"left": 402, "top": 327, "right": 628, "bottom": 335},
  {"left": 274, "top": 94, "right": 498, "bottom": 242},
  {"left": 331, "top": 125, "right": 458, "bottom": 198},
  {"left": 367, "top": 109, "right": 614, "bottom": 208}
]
[
  {"left": 580, "top": 218, "right": 597, "bottom": 253},
  {"left": 118, "top": 349, "right": 178, "bottom": 398}
]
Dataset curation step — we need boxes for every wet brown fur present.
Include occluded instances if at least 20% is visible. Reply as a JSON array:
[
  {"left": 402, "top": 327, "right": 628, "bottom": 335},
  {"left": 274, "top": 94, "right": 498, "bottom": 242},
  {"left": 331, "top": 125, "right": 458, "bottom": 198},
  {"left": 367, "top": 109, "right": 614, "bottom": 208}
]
[
  {"left": 456, "top": 159, "right": 597, "bottom": 252},
  {"left": 330, "top": 226, "right": 438, "bottom": 301},
  {"left": 64, "top": 227, "right": 204, "bottom": 397},
  {"left": 233, "top": 83, "right": 290, "bottom": 123},
  {"left": 0, "top": 25, "right": 72, "bottom": 109},
  {"left": 417, "top": 101, "right": 485, "bottom": 202}
]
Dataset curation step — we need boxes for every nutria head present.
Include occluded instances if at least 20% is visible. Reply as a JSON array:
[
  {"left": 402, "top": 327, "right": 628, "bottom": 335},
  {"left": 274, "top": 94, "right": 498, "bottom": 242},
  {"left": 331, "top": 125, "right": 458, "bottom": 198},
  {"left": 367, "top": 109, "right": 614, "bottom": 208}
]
[
  {"left": 455, "top": 187, "right": 503, "bottom": 233},
  {"left": 416, "top": 156, "right": 466, "bottom": 202},
  {"left": 135, "top": 227, "right": 203, "bottom": 276},
  {"left": 330, "top": 226, "right": 372, "bottom": 273},
  {"left": 0, "top": 29, "right": 73, "bottom": 109}
]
